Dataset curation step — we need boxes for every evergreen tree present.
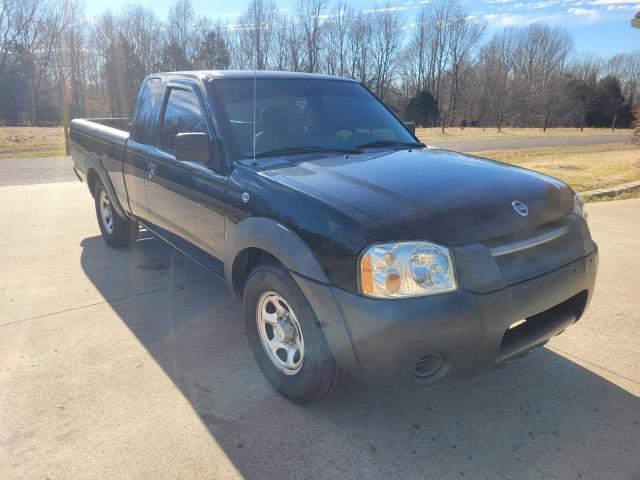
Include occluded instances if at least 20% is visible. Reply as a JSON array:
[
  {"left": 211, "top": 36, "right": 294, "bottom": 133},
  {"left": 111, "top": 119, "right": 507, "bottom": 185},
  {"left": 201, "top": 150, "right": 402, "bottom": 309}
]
[{"left": 405, "top": 90, "right": 439, "bottom": 127}]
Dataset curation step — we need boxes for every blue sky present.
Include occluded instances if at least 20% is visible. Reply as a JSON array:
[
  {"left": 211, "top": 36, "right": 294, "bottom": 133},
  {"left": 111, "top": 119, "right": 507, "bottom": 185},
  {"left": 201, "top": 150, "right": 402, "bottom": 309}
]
[{"left": 83, "top": 0, "right": 640, "bottom": 56}]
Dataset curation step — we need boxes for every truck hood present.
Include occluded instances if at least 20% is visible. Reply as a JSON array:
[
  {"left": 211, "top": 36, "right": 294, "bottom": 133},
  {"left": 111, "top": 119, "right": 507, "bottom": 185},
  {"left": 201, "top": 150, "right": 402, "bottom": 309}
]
[{"left": 263, "top": 148, "right": 574, "bottom": 245}]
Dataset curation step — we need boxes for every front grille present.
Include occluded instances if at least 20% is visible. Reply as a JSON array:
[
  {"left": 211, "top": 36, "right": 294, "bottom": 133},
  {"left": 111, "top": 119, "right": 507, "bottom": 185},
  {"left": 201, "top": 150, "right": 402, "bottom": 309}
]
[
  {"left": 489, "top": 225, "right": 569, "bottom": 258},
  {"left": 483, "top": 217, "right": 585, "bottom": 287}
]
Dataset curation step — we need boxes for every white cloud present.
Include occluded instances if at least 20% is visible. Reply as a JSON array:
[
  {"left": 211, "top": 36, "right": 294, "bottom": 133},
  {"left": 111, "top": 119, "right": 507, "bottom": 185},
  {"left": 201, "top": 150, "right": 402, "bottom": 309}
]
[
  {"left": 567, "top": 7, "right": 603, "bottom": 22},
  {"left": 363, "top": 6, "right": 408, "bottom": 13},
  {"left": 588, "top": 0, "right": 640, "bottom": 4}
]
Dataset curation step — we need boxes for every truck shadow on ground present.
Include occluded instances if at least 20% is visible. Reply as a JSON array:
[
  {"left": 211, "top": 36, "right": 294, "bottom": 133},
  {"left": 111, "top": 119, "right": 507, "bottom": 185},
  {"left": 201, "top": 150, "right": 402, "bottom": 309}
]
[{"left": 80, "top": 234, "right": 639, "bottom": 479}]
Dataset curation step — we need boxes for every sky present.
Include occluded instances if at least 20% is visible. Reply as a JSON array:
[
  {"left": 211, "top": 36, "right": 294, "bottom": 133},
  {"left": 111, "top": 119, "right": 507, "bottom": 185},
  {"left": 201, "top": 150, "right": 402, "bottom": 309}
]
[{"left": 83, "top": 0, "right": 640, "bottom": 57}]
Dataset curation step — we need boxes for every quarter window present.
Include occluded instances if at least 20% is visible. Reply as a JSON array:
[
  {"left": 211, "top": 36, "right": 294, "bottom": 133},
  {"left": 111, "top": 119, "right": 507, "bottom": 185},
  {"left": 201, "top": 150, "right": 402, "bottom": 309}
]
[
  {"left": 132, "top": 77, "right": 162, "bottom": 143},
  {"left": 160, "top": 89, "right": 207, "bottom": 151}
]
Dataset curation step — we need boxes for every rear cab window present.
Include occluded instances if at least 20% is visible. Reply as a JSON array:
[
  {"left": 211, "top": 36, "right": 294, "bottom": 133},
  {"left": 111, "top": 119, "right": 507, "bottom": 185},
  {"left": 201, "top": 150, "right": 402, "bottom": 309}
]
[{"left": 132, "top": 77, "right": 162, "bottom": 143}]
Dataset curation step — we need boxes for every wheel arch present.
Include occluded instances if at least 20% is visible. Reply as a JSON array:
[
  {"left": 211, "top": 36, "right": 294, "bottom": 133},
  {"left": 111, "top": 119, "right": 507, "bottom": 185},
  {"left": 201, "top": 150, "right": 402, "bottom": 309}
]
[
  {"left": 85, "top": 155, "right": 127, "bottom": 220},
  {"left": 224, "top": 217, "right": 329, "bottom": 301},
  {"left": 86, "top": 167, "right": 100, "bottom": 197}
]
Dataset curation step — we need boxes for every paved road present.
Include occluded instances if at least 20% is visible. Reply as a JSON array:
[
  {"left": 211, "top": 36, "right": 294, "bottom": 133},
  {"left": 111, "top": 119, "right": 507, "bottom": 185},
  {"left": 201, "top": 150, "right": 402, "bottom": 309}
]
[
  {"left": 428, "top": 131, "right": 631, "bottom": 152},
  {"left": 0, "top": 132, "right": 631, "bottom": 187},
  {"left": 0, "top": 156, "right": 76, "bottom": 186},
  {"left": 0, "top": 182, "right": 638, "bottom": 479}
]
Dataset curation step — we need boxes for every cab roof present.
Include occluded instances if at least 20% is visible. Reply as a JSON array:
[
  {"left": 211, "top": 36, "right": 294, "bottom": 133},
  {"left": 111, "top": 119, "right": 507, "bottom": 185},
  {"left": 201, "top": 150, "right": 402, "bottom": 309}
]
[{"left": 151, "top": 70, "right": 357, "bottom": 83}]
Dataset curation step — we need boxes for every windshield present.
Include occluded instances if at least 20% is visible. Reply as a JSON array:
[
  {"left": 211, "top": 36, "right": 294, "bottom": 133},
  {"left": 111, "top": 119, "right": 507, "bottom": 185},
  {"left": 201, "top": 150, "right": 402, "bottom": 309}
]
[{"left": 211, "top": 78, "right": 416, "bottom": 159}]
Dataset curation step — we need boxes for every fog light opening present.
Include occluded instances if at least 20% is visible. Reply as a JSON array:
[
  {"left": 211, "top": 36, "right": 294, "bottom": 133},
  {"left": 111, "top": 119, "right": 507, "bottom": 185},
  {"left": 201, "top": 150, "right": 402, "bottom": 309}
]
[{"left": 413, "top": 352, "right": 445, "bottom": 379}]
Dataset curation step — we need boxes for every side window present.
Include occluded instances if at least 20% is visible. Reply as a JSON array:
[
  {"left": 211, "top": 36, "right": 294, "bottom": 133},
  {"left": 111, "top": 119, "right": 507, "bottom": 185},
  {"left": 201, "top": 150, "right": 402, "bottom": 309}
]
[
  {"left": 132, "top": 77, "right": 162, "bottom": 143},
  {"left": 160, "top": 88, "right": 207, "bottom": 151}
]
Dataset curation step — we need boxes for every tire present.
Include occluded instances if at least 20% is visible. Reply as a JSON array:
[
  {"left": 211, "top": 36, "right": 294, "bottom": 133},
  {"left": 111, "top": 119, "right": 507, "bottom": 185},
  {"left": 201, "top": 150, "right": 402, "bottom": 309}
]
[
  {"left": 244, "top": 263, "right": 346, "bottom": 403},
  {"left": 94, "top": 179, "right": 138, "bottom": 248}
]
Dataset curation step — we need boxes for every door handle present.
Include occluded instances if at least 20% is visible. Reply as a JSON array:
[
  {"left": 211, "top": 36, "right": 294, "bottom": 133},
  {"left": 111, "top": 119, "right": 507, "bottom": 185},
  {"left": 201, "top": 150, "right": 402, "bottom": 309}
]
[{"left": 148, "top": 163, "right": 158, "bottom": 179}]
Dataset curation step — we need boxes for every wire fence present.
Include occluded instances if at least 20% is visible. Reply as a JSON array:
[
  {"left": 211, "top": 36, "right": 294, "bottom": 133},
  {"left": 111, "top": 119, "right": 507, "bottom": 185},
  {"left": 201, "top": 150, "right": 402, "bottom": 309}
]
[
  {"left": 0, "top": 103, "right": 126, "bottom": 159},
  {"left": 0, "top": 104, "right": 117, "bottom": 127}
]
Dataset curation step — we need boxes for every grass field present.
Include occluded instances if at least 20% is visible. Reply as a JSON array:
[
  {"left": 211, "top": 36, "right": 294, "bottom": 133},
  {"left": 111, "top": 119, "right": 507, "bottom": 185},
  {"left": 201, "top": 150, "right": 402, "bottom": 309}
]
[
  {"left": 474, "top": 143, "right": 640, "bottom": 194},
  {"left": 416, "top": 127, "right": 632, "bottom": 142},
  {"left": 0, "top": 127, "right": 66, "bottom": 159},
  {"left": 1, "top": 127, "right": 638, "bottom": 199}
]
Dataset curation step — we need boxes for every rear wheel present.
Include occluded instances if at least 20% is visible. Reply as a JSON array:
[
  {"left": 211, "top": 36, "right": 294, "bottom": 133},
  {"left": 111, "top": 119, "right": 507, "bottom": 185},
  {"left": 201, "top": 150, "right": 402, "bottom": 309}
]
[
  {"left": 94, "top": 179, "right": 138, "bottom": 248},
  {"left": 244, "top": 263, "right": 345, "bottom": 402}
]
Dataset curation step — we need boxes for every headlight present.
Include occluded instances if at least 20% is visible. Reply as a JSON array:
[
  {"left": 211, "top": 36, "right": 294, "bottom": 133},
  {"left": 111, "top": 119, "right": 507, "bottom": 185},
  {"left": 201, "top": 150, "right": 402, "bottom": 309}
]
[
  {"left": 359, "top": 241, "right": 457, "bottom": 298},
  {"left": 573, "top": 194, "right": 588, "bottom": 221}
]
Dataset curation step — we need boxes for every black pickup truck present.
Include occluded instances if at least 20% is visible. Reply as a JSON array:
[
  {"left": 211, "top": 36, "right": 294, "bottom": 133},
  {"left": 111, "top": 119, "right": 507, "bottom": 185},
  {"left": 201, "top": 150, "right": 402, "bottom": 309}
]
[{"left": 70, "top": 71, "right": 598, "bottom": 402}]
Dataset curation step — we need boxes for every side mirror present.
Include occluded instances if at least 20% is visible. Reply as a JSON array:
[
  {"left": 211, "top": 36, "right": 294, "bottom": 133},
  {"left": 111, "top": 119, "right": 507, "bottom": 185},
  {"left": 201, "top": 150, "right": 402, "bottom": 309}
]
[
  {"left": 404, "top": 121, "right": 416, "bottom": 135},
  {"left": 175, "top": 132, "right": 211, "bottom": 164}
]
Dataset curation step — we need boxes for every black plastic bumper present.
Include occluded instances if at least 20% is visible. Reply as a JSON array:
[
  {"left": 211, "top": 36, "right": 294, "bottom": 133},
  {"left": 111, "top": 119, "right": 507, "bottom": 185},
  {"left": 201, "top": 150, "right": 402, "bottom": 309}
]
[{"left": 292, "top": 245, "right": 598, "bottom": 385}]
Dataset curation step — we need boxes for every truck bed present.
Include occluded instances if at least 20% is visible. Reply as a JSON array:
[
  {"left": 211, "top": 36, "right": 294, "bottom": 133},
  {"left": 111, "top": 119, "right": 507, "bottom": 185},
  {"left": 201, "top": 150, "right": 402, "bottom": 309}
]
[
  {"left": 69, "top": 118, "right": 132, "bottom": 215},
  {"left": 70, "top": 118, "right": 131, "bottom": 169}
]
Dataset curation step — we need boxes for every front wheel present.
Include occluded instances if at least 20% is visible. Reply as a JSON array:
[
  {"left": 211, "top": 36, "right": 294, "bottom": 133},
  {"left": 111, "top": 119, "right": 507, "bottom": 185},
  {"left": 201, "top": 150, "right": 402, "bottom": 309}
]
[
  {"left": 244, "top": 263, "right": 346, "bottom": 402},
  {"left": 94, "top": 179, "right": 138, "bottom": 248}
]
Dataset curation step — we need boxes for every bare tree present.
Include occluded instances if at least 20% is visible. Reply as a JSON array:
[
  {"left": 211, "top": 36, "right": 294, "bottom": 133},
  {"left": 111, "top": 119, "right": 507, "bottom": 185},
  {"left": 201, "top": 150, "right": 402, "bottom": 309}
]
[
  {"left": 370, "top": 6, "right": 404, "bottom": 100},
  {"left": 166, "top": 0, "right": 198, "bottom": 68},
  {"left": 476, "top": 28, "right": 517, "bottom": 127},
  {"left": 16, "top": 0, "right": 70, "bottom": 123},
  {"left": 606, "top": 51, "right": 640, "bottom": 106},
  {"left": 446, "top": 5, "right": 484, "bottom": 123},
  {"left": 349, "top": 10, "right": 373, "bottom": 84},
  {"left": 295, "top": 0, "right": 327, "bottom": 73},
  {"left": 0, "top": 0, "right": 39, "bottom": 76},
  {"left": 121, "top": 4, "right": 163, "bottom": 73},
  {"left": 426, "top": 0, "right": 456, "bottom": 104},
  {"left": 324, "top": 2, "right": 353, "bottom": 77},
  {"left": 0, "top": 0, "right": 636, "bottom": 129},
  {"left": 406, "top": 6, "right": 430, "bottom": 95},
  {"left": 511, "top": 24, "right": 573, "bottom": 126},
  {"left": 241, "top": 0, "right": 277, "bottom": 70}
]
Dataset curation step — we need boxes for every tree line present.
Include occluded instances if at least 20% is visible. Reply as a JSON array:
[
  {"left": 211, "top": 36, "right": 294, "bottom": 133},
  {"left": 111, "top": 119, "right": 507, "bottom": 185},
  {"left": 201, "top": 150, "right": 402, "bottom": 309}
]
[{"left": 0, "top": 0, "right": 638, "bottom": 129}]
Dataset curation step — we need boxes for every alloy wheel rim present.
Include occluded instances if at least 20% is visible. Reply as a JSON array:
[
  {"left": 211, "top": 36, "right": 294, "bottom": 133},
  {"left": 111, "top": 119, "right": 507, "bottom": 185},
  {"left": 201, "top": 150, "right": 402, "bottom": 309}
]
[
  {"left": 99, "top": 190, "right": 114, "bottom": 234},
  {"left": 256, "top": 291, "right": 304, "bottom": 375}
]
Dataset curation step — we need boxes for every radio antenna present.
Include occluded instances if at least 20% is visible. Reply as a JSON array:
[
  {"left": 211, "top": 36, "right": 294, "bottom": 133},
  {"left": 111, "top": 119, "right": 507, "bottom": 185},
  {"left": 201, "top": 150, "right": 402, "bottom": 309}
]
[{"left": 252, "top": 67, "right": 257, "bottom": 166}]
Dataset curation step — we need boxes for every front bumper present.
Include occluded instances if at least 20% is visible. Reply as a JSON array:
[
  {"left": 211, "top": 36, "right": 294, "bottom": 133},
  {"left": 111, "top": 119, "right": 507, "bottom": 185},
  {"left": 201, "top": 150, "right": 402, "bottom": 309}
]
[{"left": 293, "top": 245, "right": 598, "bottom": 385}]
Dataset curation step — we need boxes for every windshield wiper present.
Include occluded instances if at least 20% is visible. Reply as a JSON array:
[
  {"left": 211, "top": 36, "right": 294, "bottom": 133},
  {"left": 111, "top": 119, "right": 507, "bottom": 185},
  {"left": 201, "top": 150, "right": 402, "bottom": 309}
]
[
  {"left": 355, "top": 140, "right": 425, "bottom": 149},
  {"left": 254, "top": 146, "right": 362, "bottom": 159}
]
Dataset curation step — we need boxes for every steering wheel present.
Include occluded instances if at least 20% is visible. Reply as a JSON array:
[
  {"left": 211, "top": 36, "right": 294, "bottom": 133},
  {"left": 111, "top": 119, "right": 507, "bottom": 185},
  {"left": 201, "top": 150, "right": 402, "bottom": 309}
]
[{"left": 330, "top": 126, "right": 357, "bottom": 139}]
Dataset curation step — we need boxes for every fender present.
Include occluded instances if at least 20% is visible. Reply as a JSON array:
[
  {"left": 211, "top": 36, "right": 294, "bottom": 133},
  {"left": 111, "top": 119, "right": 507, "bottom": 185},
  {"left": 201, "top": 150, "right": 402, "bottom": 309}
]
[
  {"left": 224, "top": 217, "right": 361, "bottom": 374},
  {"left": 223, "top": 217, "right": 329, "bottom": 295},
  {"left": 86, "top": 153, "right": 128, "bottom": 220}
]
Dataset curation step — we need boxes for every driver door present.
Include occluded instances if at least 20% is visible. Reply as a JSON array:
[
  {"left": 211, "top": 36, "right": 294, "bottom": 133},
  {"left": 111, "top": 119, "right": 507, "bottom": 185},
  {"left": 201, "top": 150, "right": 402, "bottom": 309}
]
[{"left": 145, "top": 83, "right": 227, "bottom": 270}]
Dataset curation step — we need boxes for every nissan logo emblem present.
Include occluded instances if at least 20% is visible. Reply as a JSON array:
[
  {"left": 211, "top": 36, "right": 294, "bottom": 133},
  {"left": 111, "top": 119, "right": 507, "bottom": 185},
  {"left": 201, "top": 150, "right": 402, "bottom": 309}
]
[{"left": 511, "top": 201, "right": 529, "bottom": 216}]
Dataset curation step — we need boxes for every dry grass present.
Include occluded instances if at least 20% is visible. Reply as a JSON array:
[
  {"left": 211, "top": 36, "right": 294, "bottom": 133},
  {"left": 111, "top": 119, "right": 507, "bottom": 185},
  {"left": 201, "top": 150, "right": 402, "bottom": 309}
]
[
  {"left": 1, "top": 126, "right": 633, "bottom": 160},
  {"left": 0, "top": 127, "right": 66, "bottom": 159},
  {"left": 1, "top": 127, "right": 638, "bottom": 199},
  {"left": 416, "top": 127, "right": 633, "bottom": 143},
  {"left": 473, "top": 143, "right": 640, "bottom": 193}
]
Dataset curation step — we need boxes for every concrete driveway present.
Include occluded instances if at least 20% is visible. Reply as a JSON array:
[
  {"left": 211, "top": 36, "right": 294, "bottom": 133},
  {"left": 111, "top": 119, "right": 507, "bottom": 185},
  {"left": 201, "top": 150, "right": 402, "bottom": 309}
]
[{"left": 0, "top": 182, "right": 638, "bottom": 479}]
